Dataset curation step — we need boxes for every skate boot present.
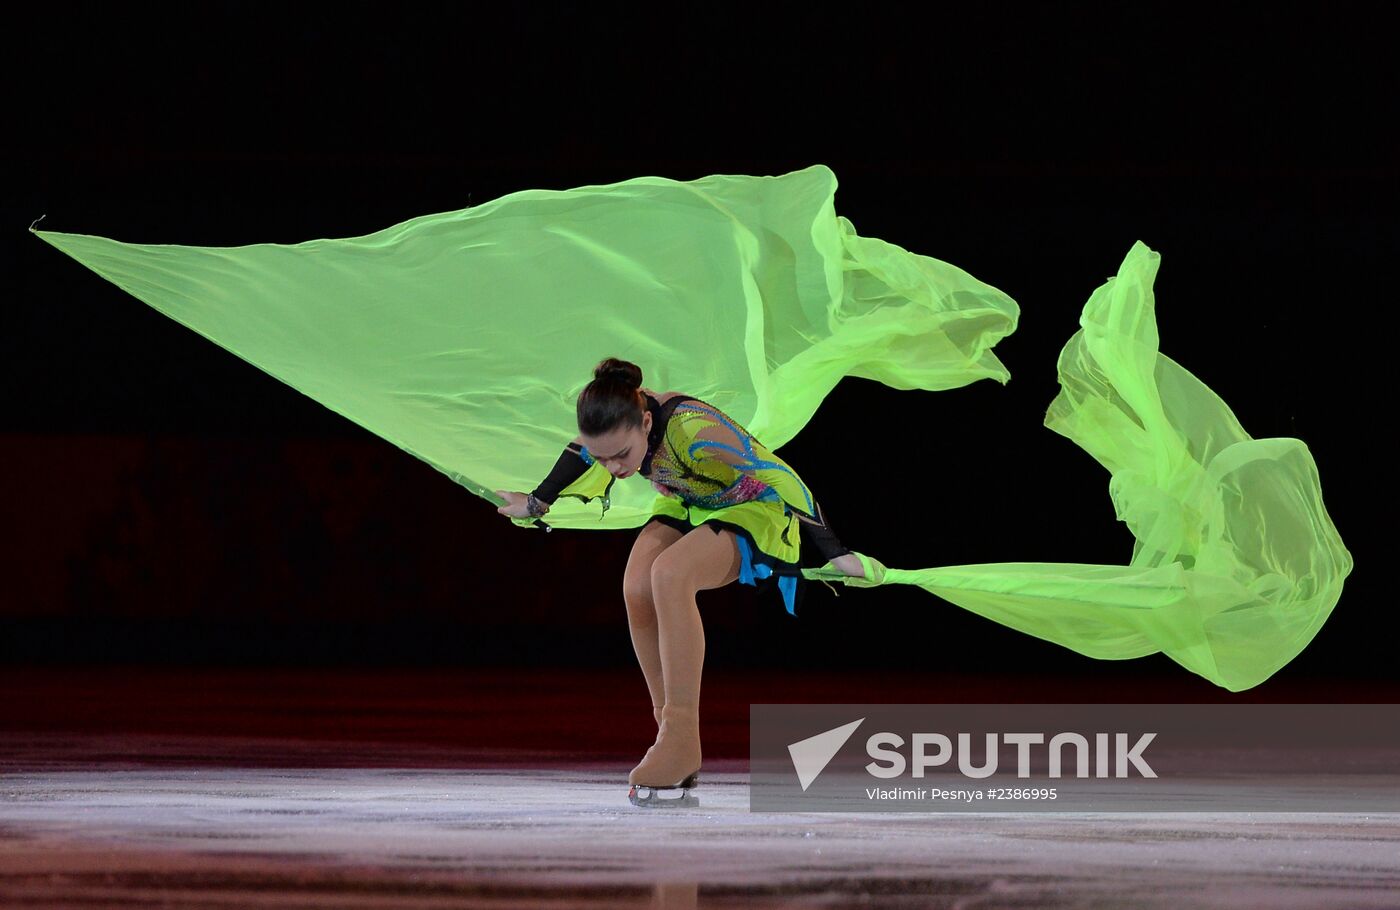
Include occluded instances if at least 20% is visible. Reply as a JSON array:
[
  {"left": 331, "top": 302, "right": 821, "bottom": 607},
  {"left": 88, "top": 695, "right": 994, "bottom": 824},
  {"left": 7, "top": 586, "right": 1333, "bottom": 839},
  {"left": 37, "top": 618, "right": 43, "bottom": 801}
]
[{"left": 627, "top": 703, "right": 701, "bottom": 808}]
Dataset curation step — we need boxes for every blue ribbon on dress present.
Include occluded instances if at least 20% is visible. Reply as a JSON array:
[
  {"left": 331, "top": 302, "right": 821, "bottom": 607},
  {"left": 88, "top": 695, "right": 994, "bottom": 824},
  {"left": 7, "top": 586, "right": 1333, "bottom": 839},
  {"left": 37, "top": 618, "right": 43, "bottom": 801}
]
[{"left": 734, "top": 534, "right": 799, "bottom": 615}]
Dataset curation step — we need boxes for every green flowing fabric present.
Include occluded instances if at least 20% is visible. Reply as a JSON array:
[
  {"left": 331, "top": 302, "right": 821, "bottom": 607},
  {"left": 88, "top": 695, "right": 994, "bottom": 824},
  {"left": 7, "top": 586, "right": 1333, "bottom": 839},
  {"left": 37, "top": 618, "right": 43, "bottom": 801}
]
[
  {"left": 31, "top": 164, "right": 1018, "bottom": 528},
  {"left": 808, "top": 240, "right": 1353, "bottom": 691},
  {"left": 32, "top": 163, "right": 1350, "bottom": 691}
]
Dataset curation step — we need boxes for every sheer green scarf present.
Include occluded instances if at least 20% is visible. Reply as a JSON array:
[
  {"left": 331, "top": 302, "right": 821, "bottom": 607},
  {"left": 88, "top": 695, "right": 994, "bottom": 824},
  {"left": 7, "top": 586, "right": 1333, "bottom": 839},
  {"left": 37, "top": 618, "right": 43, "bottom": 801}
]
[{"left": 32, "top": 164, "right": 1350, "bottom": 691}]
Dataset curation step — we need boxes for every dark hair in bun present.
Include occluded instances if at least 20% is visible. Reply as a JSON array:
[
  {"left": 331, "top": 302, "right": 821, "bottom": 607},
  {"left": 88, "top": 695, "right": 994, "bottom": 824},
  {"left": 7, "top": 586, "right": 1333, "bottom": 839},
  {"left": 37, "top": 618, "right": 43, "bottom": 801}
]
[{"left": 578, "top": 357, "right": 646, "bottom": 436}]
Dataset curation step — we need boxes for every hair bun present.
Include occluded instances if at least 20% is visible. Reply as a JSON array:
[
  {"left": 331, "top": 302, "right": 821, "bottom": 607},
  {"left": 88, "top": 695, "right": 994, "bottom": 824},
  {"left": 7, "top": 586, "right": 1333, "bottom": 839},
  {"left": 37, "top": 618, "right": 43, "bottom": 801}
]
[{"left": 593, "top": 357, "right": 643, "bottom": 388}]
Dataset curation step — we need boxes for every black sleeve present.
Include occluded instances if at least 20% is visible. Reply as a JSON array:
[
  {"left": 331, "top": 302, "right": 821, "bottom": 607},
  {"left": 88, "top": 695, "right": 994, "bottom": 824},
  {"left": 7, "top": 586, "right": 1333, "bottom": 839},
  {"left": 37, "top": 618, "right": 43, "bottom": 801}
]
[
  {"left": 798, "top": 499, "right": 852, "bottom": 562},
  {"left": 530, "top": 442, "right": 592, "bottom": 505}
]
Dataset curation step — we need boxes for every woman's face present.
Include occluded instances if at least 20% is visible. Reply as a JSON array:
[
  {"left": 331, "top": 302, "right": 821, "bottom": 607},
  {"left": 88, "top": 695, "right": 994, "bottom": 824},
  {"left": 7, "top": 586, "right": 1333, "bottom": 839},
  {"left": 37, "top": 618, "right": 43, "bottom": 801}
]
[{"left": 581, "top": 411, "right": 652, "bottom": 478}]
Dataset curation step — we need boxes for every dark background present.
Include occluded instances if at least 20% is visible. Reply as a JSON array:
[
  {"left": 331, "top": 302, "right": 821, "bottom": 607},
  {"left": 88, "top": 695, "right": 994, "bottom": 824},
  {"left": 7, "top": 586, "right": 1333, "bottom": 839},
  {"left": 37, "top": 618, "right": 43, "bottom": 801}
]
[{"left": 2, "top": 4, "right": 1386, "bottom": 691}]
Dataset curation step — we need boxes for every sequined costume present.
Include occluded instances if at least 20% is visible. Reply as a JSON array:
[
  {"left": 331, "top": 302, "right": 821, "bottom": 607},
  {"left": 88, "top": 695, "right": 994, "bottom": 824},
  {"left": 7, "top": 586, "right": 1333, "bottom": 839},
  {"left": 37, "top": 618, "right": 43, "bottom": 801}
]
[{"left": 531, "top": 392, "right": 849, "bottom": 616}]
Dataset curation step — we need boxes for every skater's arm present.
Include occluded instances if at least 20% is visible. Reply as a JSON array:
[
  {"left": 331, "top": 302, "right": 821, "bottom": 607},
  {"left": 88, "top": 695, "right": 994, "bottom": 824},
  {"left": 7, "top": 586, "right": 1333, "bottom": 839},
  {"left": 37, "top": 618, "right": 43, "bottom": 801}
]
[
  {"left": 498, "top": 436, "right": 610, "bottom": 523},
  {"left": 690, "top": 422, "right": 858, "bottom": 570},
  {"left": 527, "top": 435, "right": 594, "bottom": 513}
]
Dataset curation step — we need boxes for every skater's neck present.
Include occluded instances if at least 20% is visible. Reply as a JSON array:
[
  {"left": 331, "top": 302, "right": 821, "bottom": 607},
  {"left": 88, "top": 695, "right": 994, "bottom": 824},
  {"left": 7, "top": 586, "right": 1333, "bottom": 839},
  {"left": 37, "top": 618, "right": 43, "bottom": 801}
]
[
  {"left": 640, "top": 392, "right": 695, "bottom": 477},
  {"left": 640, "top": 393, "right": 665, "bottom": 476}
]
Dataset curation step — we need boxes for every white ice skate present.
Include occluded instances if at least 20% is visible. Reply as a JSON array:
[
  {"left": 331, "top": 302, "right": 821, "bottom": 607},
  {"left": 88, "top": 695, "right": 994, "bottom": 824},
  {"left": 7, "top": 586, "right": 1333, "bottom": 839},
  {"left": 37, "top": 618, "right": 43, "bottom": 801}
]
[{"left": 628, "top": 770, "right": 699, "bottom": 808}]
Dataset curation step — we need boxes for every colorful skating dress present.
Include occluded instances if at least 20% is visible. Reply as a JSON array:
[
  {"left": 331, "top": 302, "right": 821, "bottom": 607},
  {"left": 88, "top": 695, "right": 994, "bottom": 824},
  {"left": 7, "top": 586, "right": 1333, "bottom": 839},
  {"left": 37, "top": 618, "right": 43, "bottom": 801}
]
[{"left": 531, "top": 392, "right": 850, "bottom": 616}]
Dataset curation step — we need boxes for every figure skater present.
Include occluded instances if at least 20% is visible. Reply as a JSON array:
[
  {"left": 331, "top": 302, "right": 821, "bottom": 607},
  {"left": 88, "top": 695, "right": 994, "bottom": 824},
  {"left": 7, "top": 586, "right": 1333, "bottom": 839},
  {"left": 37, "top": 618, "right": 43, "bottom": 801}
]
[{"left": 495, "top": 357, "right": 864, "bottom": 807}]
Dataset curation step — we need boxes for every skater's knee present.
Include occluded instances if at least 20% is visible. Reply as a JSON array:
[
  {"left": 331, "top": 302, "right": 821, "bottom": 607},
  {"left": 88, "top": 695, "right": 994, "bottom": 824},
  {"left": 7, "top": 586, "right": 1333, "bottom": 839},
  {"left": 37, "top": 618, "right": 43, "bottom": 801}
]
[
  {"left": 649, "top": 550, "right": 696, "bottom": 599},
  {"left": 651, "top": 528, "right": 739, "bottom": 596},
  {"left": 623, "top": 521, "right": 682, "bottom": 613},
  {"left": 622, "top": 570, "right": 657, "bottom": 616}
]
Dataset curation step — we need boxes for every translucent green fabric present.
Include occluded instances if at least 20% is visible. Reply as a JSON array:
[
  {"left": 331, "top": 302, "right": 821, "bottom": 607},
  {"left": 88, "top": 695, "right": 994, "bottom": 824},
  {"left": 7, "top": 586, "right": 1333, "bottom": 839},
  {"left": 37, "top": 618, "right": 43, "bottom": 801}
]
[
  {"left": 32, "top": 164, "right": 1350, "bottom": 691},
  {"left": 807, "top": 241, "right": 1352, "bottom": 691},
  {"left": 31, "top": 164, "right": 1017, "bottom": 528}
]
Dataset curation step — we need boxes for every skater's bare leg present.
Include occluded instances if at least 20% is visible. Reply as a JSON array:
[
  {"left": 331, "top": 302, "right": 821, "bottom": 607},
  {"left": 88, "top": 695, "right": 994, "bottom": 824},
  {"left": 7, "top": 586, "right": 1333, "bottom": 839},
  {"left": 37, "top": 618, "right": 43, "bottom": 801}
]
[
  {"left": 623, "top": 519, "right": 684, "bottom": 727},
  {"left": 628, "top": 524, "right": 741, "bottom": 786}
]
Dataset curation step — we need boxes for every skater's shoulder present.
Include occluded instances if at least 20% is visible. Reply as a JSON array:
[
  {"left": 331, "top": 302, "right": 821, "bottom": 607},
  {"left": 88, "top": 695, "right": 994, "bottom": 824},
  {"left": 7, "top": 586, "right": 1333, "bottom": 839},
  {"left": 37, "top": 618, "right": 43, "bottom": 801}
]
[
  {"left": 668, "top": 398, "right": 758, "bottom": 445},
  {"left": 641, "top": 389, "right": 711, "bottom": 418},
  {"left": 643, "top": 388, "right": 690, "bottom": 406},
  {"left": 666, "top": 395, "right": 723, "bottom": 423}
]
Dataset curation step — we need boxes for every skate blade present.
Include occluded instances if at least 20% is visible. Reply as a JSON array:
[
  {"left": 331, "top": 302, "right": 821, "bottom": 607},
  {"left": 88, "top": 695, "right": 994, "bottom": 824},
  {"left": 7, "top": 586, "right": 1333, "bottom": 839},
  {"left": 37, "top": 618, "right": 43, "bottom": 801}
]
[{"left": 627, "top": 771, "right": 700, "bottom": 809}]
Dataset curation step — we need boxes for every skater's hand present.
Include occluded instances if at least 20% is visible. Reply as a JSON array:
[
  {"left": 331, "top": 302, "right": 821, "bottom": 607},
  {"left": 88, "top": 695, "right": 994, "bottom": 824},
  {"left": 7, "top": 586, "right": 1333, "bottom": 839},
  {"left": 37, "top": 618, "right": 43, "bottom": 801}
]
[
  {"left": 495, "top": 490, "right": 539, "bottom": 519},
  {"left": 827, "top": 552, "right": 865, "bottom": 578},
  {"left": 804, "top": 551, "right": 887, "bottom": 588}
]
